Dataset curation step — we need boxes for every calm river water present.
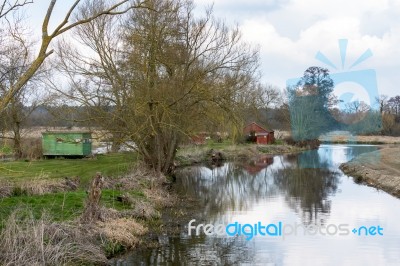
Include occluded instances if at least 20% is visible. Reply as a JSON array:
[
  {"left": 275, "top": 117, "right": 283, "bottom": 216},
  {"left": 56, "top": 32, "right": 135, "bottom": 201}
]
[{"left": 116, "top": 145, "right": 400, "bottom": 265}]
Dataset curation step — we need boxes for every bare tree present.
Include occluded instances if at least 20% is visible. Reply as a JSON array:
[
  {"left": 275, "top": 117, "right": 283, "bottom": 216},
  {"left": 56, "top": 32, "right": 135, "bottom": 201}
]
[
  {"left": 345, "top": 100, "right": 370, "bottom": 114},
  {"left": 375, "top": 94, "right": 388, "bottom": 114},
  {"left": 0, "top": 0, "right": 148, "bottom": 112},
  {"left": 258, "top": 84, "right": 282, "bottom": 108},
  {"left": 342, "top": 100, "right": 370, "bottom": 125},
  {"left": 0, "top": 14, "right": 49, "bottom": 158},
  {"left": 388, "top": 95, "right": 400, "bottom": 115},
  {"left": 54, "top": 0, "right": 260, "bottom": 174}
]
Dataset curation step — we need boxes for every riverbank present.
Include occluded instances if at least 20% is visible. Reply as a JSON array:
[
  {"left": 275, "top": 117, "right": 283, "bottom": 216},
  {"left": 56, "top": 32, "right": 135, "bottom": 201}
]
[
  {"left": 0, "top": 166, "right": 178, "bottom": 265},
  {"left": 320, "top": 134, "right": 400, "bottom": 144},
  {"left": 0, "top": 154, "right": 177, "bottom": 265},
  {"left": 340, "top": 145, "right": 400, "bottom": 198},
  {"left": 175, "top": 143, "right": 312, "bottom": 167}
]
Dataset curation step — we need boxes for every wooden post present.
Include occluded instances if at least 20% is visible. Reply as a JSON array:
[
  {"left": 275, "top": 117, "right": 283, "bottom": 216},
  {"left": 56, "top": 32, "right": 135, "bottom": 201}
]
[{"left": 81, "top": 172, "right": 104, "bottom": 222}]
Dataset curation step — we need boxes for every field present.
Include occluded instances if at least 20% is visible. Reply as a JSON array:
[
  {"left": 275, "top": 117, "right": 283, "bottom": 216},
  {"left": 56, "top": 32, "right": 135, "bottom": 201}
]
[
  {"left": 0, "top": 153, "right": 136, "bottom": 184},
  {"left": 0, "top": 152, "right": 139, "bottom": 225},
  {"left": 319, "top": 132, "right": 400, "bottom": 144}
]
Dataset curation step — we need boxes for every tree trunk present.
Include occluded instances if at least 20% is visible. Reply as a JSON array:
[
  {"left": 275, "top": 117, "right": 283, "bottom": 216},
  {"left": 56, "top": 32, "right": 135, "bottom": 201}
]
[
  {"left": 13, "top": 129, "right": 22, "bottom": 159},
  {"left": 12, "top": 114, "right": 22, "bottom": 159},
  {"left": 111, "top": 133, "right": 124, "bottom": 152},
  {"left": 81, "top": 172, "right": 104, "bottom": 222},
  {"left": 140, "top": 128, "right": 180, "bottom": 175}
]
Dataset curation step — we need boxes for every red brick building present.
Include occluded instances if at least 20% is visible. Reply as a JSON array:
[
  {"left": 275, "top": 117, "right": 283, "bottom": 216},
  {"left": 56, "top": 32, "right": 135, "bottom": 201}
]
[{"left": 243, "top": 122, "right": 275, "bottom": 144}]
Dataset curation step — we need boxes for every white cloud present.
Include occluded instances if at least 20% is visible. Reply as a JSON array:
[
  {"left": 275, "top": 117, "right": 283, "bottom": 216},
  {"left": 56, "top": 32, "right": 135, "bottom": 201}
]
[{"left": 194, "top": 0, "right": 400, "bottom": 97}]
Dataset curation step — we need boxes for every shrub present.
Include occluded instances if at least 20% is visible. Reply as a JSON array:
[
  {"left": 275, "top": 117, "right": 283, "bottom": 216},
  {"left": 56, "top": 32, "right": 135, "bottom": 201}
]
[
  {"left": 103, "top": 240, "right": 125, "bottom": 258},
  {"left": 284, "top": 137, "right": 320, "bottom": 149}
]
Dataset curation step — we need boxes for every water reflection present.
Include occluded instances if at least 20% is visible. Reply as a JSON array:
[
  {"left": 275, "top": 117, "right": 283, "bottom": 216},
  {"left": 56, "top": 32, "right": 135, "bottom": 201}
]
[
  {"left": 178, "top": 161, "right": 280, "bottom": 216},
  {"left": 240, "top": 155, "right": 274, "bottom": 175},
  {"left": 120, "top": 145, "right": 400, "bottom": 266},
  {"left": 120, "top": 236, "right": 257, "bottom": 265},
  {"left": 272, "top": 167, "right": 339, "bottom": 225},
  {"left": 178, "top": 149, "right": 341, "bottom": 225}
]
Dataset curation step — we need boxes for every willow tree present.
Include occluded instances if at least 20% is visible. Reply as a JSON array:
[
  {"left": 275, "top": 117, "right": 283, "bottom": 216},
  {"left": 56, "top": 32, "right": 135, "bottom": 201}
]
[{"left": 56, "top": 0, "right": 260, "bottom": 174}]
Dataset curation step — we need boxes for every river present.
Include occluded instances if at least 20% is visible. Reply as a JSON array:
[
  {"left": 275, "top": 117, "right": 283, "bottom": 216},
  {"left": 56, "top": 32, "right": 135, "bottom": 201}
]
[{"left": 116, "top": 144, "right": 400, "bottom": 265}]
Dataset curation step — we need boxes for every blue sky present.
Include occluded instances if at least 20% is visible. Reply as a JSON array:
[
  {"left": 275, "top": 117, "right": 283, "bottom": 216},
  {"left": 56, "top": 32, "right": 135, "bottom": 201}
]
[{"left": 26, "top": 0, "right": 400, "bottom": 101}]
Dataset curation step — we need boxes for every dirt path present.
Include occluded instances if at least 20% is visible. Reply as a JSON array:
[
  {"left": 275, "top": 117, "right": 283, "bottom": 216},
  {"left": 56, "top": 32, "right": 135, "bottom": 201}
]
[{"left": 340, "top": 145, "right": 400, "bottom": 198}]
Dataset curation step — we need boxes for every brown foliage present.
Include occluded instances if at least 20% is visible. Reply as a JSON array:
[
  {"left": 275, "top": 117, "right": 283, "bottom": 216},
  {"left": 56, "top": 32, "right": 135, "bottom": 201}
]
[
  {"left": 0, "top": 209, "right": 107, "bottom": 265},
  {"left": 284, "top": 137, "right": 321, "bottom": 149}
]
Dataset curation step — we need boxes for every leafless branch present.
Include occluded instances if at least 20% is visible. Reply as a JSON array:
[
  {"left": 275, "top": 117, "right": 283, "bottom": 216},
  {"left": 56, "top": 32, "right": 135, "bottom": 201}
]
[
  {"left": 0, "top": 0, "right": 148, "bottom": 111},
  {"left": 0, "top": 0, "right": 32, "bottom": 19}
]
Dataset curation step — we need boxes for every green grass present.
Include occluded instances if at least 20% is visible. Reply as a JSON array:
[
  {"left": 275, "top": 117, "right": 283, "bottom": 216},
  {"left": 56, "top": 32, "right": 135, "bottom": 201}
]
[
  {"left": 0, "top": 191, "right": 86, "bottom": 222},
  {"left": 0, "top": 153, "right": 137, "bottom": 185},
  {"left": 204, "top": 139, "right": 234, "bottom": 149},
  {"left": 0, "top": 189, "right": 145, "bottom": 225},
  {"left": 0, "top": 152, "right": 147, "bottom": 226},
  {"left": 273, "top": 139, "right": 285, "bottom": 145}
]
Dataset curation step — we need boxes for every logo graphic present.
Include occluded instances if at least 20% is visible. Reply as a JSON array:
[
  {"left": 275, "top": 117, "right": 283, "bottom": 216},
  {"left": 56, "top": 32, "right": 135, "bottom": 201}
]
[
  {"left": 286, "top": 39, "right": 382, "bottom": 142},
  {"left": 187, "top": 219, "right": 384, "bottom": 241},
  {"left": 286, "top": 39, "right": 382, "bottom": 168}
]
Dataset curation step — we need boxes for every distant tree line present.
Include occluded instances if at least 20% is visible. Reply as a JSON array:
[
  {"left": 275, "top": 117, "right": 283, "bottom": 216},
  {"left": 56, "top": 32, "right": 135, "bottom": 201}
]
[{"left": 245, "top": 67, "right": 400, "bottom": 139}]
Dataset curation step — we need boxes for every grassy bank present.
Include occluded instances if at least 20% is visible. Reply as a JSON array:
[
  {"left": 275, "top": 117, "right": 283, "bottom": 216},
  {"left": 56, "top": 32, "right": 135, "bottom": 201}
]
[
  {"left": 176, "top": 141, "right": 311, "bottom": 166},
  {"left": 340, "top": 145, "right": 400, "bottom": 198},
  {"left": 0, "top": 189, "right": 146, "bottom": 223},
  {"left": 0, "top": 152, "right": 177, "bottom": 264},
  {"left": 0, "top": 162, "right": 175, "bottom": 264}
]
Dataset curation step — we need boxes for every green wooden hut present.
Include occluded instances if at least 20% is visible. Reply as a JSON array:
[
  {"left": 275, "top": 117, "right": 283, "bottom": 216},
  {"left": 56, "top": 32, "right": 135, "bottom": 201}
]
[{"left": 42, "top": 131, "right": 92, "bottom": 157}]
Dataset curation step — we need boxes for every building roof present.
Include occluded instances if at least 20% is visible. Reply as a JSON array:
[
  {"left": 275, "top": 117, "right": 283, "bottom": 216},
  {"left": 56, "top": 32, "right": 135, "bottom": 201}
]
[
  {"left": 243, "top": 122, "right": 274, "bottom": 133},
  {"left": 42, "top": 131, "right": 92, "bottom": 134}
]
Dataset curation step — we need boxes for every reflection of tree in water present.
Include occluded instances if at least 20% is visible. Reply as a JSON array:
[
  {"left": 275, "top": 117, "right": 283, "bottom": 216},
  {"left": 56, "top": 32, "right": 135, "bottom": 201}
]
[
  {"left": 297, "top": 149, "right": 330, "bottom": 169},
  {"left": 130, "top": 236, "right": 258, "bottom": 265},
  {"left": 177, "top": 151, "right": 341, "bottom": 225},
  {"left": 177, "top": 146, "right": 348, "bottom": 224},
  {"left": 176, "top": 161, "right": 279, "bottom": 219},
  {"left": 272, "top": 154, "right": 340, "bottom": 225}
]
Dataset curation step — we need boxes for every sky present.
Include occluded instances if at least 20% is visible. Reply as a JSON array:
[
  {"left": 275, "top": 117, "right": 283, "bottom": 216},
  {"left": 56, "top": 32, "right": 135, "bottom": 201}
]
[
  {"left": 26, "top": 0, "right": 400, "bottom": 103},
  {"left": 191, "top": 0, "right": 400, "bottom": 102}
]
